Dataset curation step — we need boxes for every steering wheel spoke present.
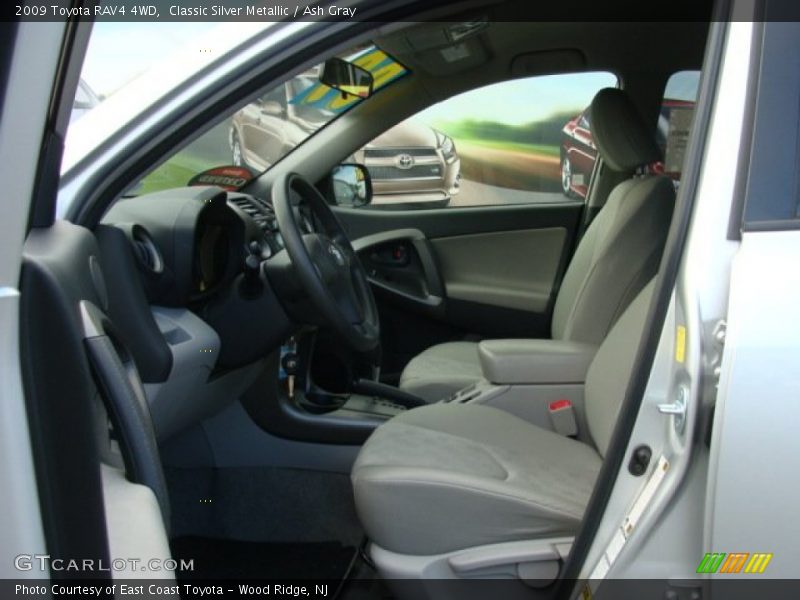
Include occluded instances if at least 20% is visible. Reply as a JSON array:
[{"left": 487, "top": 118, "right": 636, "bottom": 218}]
[
  {"left": 268, "top": 173, "right": 380, "bottom": 352},
  {"left": 328, "top": 273, "right": 363, "bottom": 323}
]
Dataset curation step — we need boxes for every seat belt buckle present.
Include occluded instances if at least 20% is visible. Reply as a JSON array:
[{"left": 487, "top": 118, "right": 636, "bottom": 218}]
[{"left": 549, "top": 399, "right": 578, "bottom": 437}]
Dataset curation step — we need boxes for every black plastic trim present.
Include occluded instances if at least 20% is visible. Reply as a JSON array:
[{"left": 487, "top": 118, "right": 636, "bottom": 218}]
[
  {"left": 726, "top": 20, "right": 764, "bottom": 240},
  {"left": 743, "top": 217, "right": 800, "bottom": 232},
  {"left": 83, "top": 330, "right": 170, "bottom": 530},
  {"left": 28, "top": 17, "right": 91, "bottom": 230},
  {"left": 20, "top": 222, "right": 112, "bottom": 580},
  {"left": 94, "top": 224, "right": 173, "bottom": 383},
  {"left": 352, "top": 378, "right": 427, "bottom": 408},
  {"left": 337, "top": 202, "right": 583, "bottom": 241},
  {"left": 240, "top": 352, "right": 391, "bottom": 445},
  {"left": 0, "top": 23, "right": 17, "bottom": 119}
]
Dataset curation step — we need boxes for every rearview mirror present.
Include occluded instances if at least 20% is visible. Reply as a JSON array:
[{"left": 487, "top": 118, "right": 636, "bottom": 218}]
[
  {"left": 319, "top": 58, "right": 373, "bottom": 99},
  {"left": 331, "top": 164, "right": 371, "bottom": 207}
]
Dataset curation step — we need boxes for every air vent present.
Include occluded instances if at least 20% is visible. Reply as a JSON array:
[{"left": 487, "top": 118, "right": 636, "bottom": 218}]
[
  {"left": 230, "top": 194, "right": 276, "bottom": 234},
  {"left": 131, "top": 225, "right": 163, "bottom": 274}
]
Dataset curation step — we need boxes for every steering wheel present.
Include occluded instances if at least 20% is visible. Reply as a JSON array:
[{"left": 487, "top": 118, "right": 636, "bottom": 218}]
[{"left": 271, "top": 172, "right": 380, "bottom": 353}]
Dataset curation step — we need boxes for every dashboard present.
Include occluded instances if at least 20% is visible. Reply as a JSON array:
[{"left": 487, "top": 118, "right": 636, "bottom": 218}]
[
  {"left": 193, "top": 190, "right": 315, "bottom": 297},
  {"left": 103, "top": 186, "right": 314, "bottom": 301},
  {"left": 92, "top": 185, "right": 321, "bottom": 439},
  {"left": 97, "top": 185, "right": 308, "bottom": 384}
]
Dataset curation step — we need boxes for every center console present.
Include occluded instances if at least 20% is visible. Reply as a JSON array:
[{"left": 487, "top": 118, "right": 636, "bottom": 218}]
[
  {"left": 242, "top": 331, "right": 599, "bottom": 445},
  {"left": 240, "top": 334, "right": 415, "bottom": 445},
  {"left": 444, "top": 339, "right": 598, "bottom": 442}
]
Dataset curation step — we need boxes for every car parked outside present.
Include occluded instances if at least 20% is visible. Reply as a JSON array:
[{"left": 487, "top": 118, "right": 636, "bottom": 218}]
[
  {"left": 351, "top": 120, "right": 461, "bottom": 207},
  {"left": 560, "top": 98, "right": 695, "bottom": 198}
]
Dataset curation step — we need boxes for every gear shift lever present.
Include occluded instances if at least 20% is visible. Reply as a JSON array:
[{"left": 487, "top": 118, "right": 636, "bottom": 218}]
[{"left": 352, "top": 379, "right": 427, "bottom": 408}]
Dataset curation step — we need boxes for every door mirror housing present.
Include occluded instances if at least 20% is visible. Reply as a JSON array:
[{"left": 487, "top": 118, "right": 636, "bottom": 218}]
[
  {"left": 330, "top": 164, "right": 372, "bottom": 207},
  {"left": 319, "top": 58, "right": 374, "bottom": 99}
]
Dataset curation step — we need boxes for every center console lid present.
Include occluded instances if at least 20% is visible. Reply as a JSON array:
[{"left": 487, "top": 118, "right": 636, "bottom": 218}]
[{"left": 478, "top": 339, "right": 598, "bottom": 385}]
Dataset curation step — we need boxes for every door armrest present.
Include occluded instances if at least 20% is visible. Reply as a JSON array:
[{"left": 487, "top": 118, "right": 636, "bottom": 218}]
[{"left": 478, "top": 339, "right": 597, "bottom": 385}]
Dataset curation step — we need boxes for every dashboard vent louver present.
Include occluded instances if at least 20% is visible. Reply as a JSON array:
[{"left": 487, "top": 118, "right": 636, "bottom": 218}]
[
  {"left": 131, "top": 225, "right": 163, "bottom": 274},
  {"left": 230, "top": 195, "right": 276, "bottom": 234},
  {"left": 134, "top": 241, "right": 155, "bottom": 269}
]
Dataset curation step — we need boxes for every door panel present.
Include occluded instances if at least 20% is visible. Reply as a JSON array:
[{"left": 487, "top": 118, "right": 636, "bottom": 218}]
[
  {"left": 337, "top": 202, "right": 582, "bottom": 240},
  {"left": 353, "top": 228, "right": 445, "bottom": 318},
  {"left": 431, "top": 227, "right": 567, "bottom": 313},
  {"left": 334, "top": 202, "right": 583, "bottom": 379}
]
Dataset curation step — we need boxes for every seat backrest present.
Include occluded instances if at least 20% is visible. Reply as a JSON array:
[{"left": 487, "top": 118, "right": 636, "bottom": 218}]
[
  {"left": 551, "top": 88, "right": 675, "bottom": 345},
  {"left": 585, "top": 279, "right": 655, "bottom": 457}
]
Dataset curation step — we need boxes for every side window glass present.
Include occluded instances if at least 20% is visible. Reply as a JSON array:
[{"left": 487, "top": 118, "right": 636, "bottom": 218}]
[
  {"left": 354, "top": 72, "right": 617, "bottom": 209},
  {"left": 742, "top": 21, "right": 800, "bottom": 225}
]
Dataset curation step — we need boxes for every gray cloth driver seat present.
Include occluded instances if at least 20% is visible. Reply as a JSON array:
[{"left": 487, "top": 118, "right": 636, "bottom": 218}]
[
  {"left": 399, "top": 88, "right": 674, "bottom": 402},
  {"left": 352, "top": 280, "right": 655, "bottom": 555}
]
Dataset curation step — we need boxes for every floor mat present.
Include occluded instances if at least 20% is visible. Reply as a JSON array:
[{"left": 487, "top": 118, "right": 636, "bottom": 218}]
[
  {"left": 171, "top": 536, "right": 357, "bottom": 580},
  {"left": 163, "top": 466, "right": 363, "bottom": 549}
]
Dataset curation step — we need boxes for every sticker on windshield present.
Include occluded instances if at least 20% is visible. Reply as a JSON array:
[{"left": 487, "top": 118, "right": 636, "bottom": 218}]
[
  {"left": 664, "top": 106, "right": 694, "bottom": 175},
  {"left": 289, "top": 47, "right": 407, "bottom": 114},
  {"left": 187, "top": 166, "right": 255, "bottom": 191}
]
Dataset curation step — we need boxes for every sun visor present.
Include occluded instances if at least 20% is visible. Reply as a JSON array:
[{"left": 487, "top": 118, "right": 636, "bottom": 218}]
[{"left": 510, "top": 49, "right": 587, "bottom": 77}]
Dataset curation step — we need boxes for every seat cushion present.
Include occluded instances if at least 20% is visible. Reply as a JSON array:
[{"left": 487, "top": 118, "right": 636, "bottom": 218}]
[
  {"left": 351, "top": 403, "right": 602, "bottom": 555},
  {"left": 399, "top": 341, "right": 482, "bottom": 402}
]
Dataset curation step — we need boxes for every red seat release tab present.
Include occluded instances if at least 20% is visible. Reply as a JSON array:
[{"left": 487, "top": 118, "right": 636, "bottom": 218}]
[{"left": 548, "top": 399, "right": 578, "bottom": 437}]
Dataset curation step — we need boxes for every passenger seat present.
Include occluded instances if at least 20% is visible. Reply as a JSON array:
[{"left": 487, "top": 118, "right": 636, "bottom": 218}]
[{"left": 399, "top": 88, "right": 675, "bottom": 402}]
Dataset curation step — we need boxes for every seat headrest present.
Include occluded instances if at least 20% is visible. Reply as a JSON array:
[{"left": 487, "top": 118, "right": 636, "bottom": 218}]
[{"left": 589, "top": 88, "right": 662, "bottom": 172}]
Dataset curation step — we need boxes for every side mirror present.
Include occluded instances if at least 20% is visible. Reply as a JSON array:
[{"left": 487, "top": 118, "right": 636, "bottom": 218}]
[
  {"left": 259, "top": 99, "right": 284, "bottom": 116},
  {"left": 319, "top": 58, "right": 374, "bottom": 99},
  {"left": 330, "top": 164, "right": 372, "bottom": 207}
]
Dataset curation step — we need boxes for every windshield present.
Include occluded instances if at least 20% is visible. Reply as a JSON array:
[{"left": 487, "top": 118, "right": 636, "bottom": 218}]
[
  {"left": 63, "top": 22, "right": 278, "bottom": 174},
  {"left": 134, "top": 43, "right": 406, "bottom": 196}
]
